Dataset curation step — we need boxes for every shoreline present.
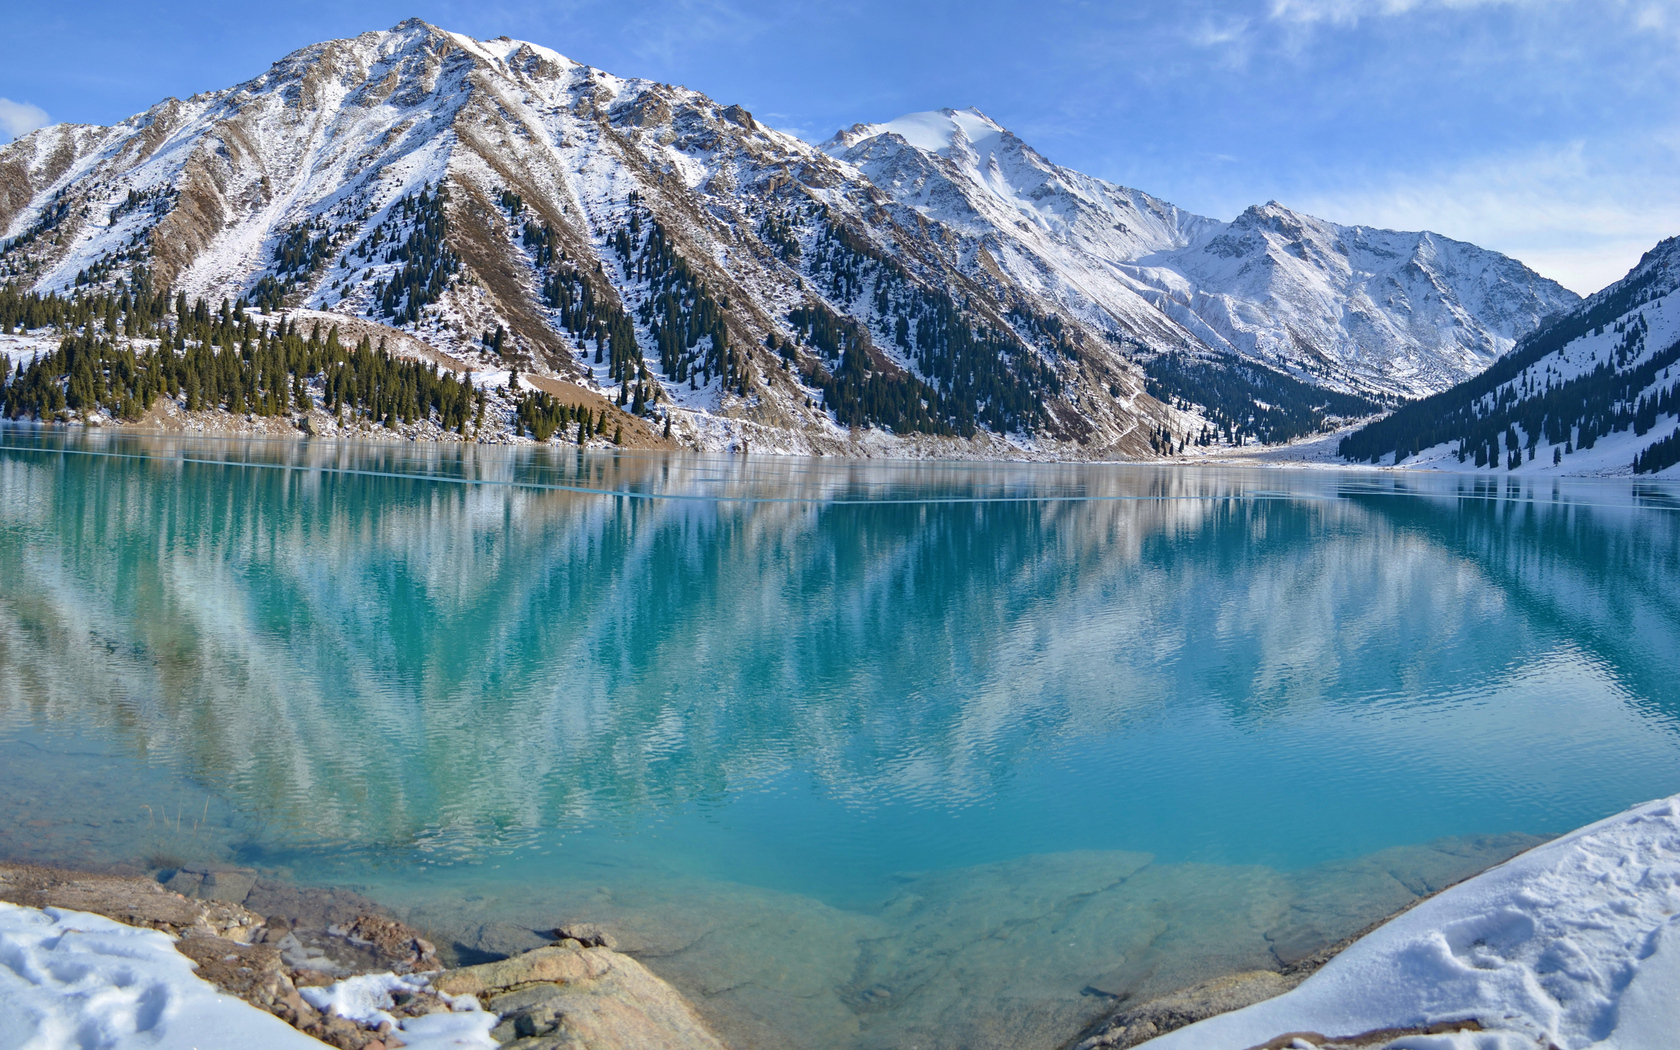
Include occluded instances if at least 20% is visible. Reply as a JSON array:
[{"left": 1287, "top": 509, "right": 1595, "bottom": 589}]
[
  {"left": 7, "top": 795, "right": 1676, "bottom": 1049},
  {"left": 3, "top": 401, "right": 1675, "bottom": 482},
  {"left": 0, "top": 837, "right": 1542, "bottom": 1050},
  {"left": 0, "top": 859, "right": 726, "bottom": 1049},
  {"left": 2, "top": 415, "right": 1673, "bottom": 480}
]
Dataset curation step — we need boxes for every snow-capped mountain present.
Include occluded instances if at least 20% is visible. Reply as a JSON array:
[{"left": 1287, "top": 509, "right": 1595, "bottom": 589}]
[
  {"left": 1339, "top": 235, "right": 1680, "bottom": 475},
  {"left": 0, "top": 22, "right": 1186, "bottom": 457},
  {"left": 0, "top": 23, "right": 1580, "bottom": 456},
  {"left": 826, "top": 108, "right": 1579, "bottom": 400}
]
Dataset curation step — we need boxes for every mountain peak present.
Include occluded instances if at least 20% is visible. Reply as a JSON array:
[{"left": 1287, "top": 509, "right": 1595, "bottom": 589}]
[{"left": 824, "top": 107, "right": 1005, "bottom": 160}]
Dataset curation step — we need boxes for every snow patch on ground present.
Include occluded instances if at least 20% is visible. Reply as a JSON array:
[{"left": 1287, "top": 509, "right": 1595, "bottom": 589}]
[
  {"left": 301, "top": 972, "right": 498, "bottom": 1048},
  {"left": 1139, "top": 793, "right": 1680, "bottom": 1049},
  {"left": 0, "top": 900, "right": 501, "bottom": 1049},
  {"left": 0, "top": 901, "right": 324, "bottom": 1049}
]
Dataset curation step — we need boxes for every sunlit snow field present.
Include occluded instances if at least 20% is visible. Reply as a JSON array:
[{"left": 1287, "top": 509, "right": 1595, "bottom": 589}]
[{"left": 1, "top": 429, "right": 1678, "bottom": 1050}]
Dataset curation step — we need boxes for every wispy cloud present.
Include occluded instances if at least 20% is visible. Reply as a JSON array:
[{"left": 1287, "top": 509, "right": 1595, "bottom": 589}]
[
  {"left": 1190, "top": 15, "right": 1254, "bottom": 46},
  {"left": 0, "top": 98, "right": 49, "bottom": 141},
  {"left": 1293, "top": 134, "right": 1680, "bottom": 293},
  {"left": 1268, "top": 0, "right": 1544, "bottom": 26},
  {"left": 615, "top": 0, "right": 771, "bottom": 71}
]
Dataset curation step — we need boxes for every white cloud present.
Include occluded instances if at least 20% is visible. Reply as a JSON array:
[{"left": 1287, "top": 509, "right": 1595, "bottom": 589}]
[
  {"left": 1268, "top": 0, "right": 1541, "bottom": 25},
  {"left": 0, "top": 98, "right": 50, "bottom": 141},
  {"left": 1190, "top": 15, "right": 1254, "bottom": 46},
  {"left": 1292, "top": 136, "right": 1680, "bottom": 294}
]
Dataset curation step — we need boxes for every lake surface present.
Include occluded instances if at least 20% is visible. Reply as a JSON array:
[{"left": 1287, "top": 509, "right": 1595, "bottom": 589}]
[{"left": 2, "top": 429, "right": 1679, "bottom": 1049}]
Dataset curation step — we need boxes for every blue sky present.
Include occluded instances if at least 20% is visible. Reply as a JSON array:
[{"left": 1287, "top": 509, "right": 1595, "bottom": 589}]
[{"left": 2, "top": 0, "right": 1677, "bottom": 293}]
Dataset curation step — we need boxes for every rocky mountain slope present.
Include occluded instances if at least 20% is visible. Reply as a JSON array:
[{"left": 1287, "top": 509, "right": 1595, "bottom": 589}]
[
  {"left": 1338, "top": 235, "right": 1680, "bottom": 474},
  {"left": 826, "top": 108, "right": 1579, "bottom": 401},
  {"left": 0, "top": 21, "right": 1579, "bottom": 457}
]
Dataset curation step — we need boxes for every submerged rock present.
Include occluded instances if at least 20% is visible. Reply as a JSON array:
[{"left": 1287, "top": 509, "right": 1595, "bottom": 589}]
[
  {"left": 553, "top": 921, "right": 619, "bottom": 950},
  {"left": 435, "top": 942, "right": 728, "bottom": 1050},
  {"left": 0, "top": 860, "right": 265, "bottom": 942},
  {"left": 1075, "top": 970, "right": 1291, "bottom": 1049}
]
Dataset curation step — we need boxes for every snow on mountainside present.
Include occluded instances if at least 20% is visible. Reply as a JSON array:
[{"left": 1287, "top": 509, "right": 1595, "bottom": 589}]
[
  {"left": 826, "top": 108, "right": 1579, "bottom": 400},
  {"left": 1133, "top": 203, "right": 1578, "bottom": 396},
  {"left": 0, "top": 25, "right": 1576, "bottom": 457},
  {"left": 1339, "top": 235, "right": 1680, "bottom": 475},
  {"left": 824, "top": 109, "right": 1224, "bottom": 358},
  {"left": 0, "top": 22, "right": 1182, "bottom": 457}
]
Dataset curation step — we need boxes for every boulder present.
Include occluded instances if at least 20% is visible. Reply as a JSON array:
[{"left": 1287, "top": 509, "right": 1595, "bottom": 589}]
[
  {"left": 432, "top": 944, "right": 610, "bottom": 996},
  {"left": 432, "top": 942, "right": 727, "bottom": 1050},
  {"left": 553, "top": 922, "right": 619, "bottom": 950}
]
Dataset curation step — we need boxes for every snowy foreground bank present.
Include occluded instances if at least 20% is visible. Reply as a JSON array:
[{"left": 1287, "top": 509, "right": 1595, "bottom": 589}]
[
  {"left": 0, "top": 903, "right": 496, "bottom": 1049},
  {"left": 3, "top": 794, "right": 1677, "bottom": 1050},
  {"left": 1139, "top": 793, "right": 1680, "bottom": 1049}
]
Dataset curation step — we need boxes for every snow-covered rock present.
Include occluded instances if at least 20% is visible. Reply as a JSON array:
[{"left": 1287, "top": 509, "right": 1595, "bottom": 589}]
[{"left": 1135, "top": 792, "right": 1680, "bottom": 1049}]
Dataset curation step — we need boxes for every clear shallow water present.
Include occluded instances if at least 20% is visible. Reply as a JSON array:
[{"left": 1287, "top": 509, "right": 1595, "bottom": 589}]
[{"left": 2, "top": 429, "right": 1679, "bottom": 1048}]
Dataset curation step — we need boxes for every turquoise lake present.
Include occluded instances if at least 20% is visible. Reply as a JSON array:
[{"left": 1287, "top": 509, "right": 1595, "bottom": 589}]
[{"left": 2, "top": 429, "right": 1679, "bottom": 1049}]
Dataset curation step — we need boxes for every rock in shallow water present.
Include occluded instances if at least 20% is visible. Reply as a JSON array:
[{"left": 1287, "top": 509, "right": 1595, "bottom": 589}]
[
  {"left": 366, "top": 830, "right": 1551, "bottom": 1050},
  {"left": 434, "top": 941, "right": 728, "bottom": 1050},
  {"left": 1074, "top": 971, "right": 1292, "bottom": 1049}
]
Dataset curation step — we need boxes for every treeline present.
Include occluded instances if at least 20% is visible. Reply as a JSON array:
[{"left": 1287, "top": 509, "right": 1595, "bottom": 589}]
[
  {"left": 249, "top": 184, "right": 457, "bottom": 320},
  {"left": 797, "top": 213, "right": 1062, "bottom": 436},
  {"left": 252, "top": 216, "right": 341, "bottom": 313},
  {"left": 789, "top": 298, "right": 957, "bottom": 437},
  {"left": 759, "top": 208, "right": 801, "bottom": 264},
  {"left": 1338, "top": 250, "right": 1679, "bottom": 467},
  {"left": 0, "top": 194, "right": 76, "bottom": 279},
  {"left": 1142, "top": 351, "right": 1380, "bottom": 446},
  {"left": 3, "top": 272, "right": 172, "bottom": 336},
  {"left": 1, "top": 281, "right": 484, "bottom": 434},
  {"left": 512, "top": 388, "right": 625, "bottom": 445},
  {"left": 504, "top": 193, "right": 647, "bottom": 408},
  {"left": 614, "top": 198, "right": 735, "bottom": 400},
  {"left": 1635, "top": 427, "right": 1680, "bottom": 474},
  {"left": 372, "top": 184, "right": 458, "bottom": 323},
  {"left": 1339, "top": 315, "right": 1680, "bottom": 468}
]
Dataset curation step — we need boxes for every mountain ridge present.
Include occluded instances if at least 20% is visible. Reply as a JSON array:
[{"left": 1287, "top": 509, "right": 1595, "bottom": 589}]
[
  {"left": 1338, "top": 235, "right": 1680, "bottom": 474},
  {"left": 0, "top": 21, "right": 1583, "bottom": 457},
  {"left": 825, "top": 107, "right": 1578, "bottom": 401}
]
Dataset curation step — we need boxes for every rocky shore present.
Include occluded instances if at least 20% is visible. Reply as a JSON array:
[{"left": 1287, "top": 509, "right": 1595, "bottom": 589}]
[
  {"left": 0, "top": 827, "right": 1577, "bottom": 1050},
  {"left": 1070, "top": 891, "right": 1458, "bottom": 1049},
  {"left": 0, "top": 855, "right": 1516, "bottom": 1050},
  {"left": 0, "top": 861, "right": 727, "bottom": 1050}
]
